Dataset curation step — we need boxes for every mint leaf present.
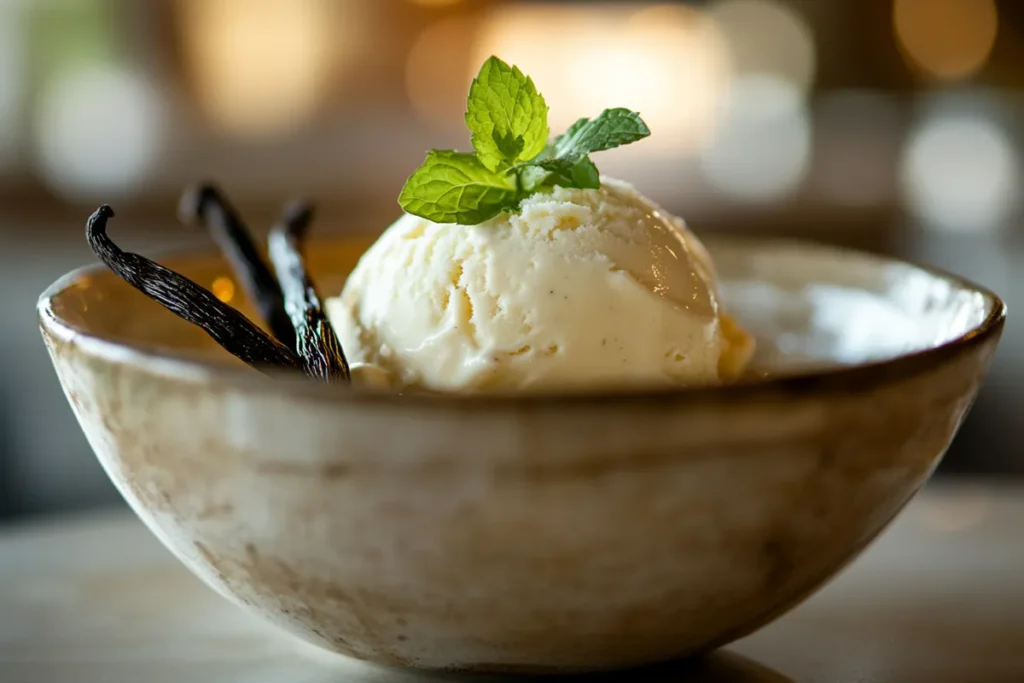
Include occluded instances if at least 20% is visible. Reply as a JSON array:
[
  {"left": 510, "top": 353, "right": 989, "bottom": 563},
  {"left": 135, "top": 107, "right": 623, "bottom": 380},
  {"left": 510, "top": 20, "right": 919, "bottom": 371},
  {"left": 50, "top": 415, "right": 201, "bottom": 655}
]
[
  {"left": 542, "top": 156, "right": 600, "bottom": 190},
  {"left": 512, "top": 108, "right": 647, "bottom": 192},
  {"left": 518, "top": 164, "right": 551, "bottom": 194},
  {"left": 466, "top": 56, "right": 549, "bottom": 172},
  {"left": 517, "top": 155, "right": 599, "bottom": 193},
  {"left": 398, "top": 150, "right": 518, "bottom": 224},
  {"left": 556, "top": 117, "right": 590, "bottom": 150},
  {"left": 551, "top": 108, "right": 650, "bottom": 164}
]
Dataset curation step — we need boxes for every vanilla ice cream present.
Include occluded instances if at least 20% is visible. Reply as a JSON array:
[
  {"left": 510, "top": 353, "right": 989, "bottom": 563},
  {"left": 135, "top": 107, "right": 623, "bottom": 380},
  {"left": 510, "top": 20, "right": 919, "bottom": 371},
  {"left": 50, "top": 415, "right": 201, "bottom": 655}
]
[{"left": 327, "top": 178, "right": 753, "bottom": 392}]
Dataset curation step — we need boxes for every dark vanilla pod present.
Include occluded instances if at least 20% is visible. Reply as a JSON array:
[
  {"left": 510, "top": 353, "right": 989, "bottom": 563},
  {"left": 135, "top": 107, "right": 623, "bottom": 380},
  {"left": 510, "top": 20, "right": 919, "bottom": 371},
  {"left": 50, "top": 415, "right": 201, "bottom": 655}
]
[
  {"left": 86, "top": 205, "right": 302, "bottom": 374},
  {"left": 268, "top": 201, "right": 351, "bottom": 383},
  {"left": 178, "top": 183, "right": 296, "bottom": 350}
]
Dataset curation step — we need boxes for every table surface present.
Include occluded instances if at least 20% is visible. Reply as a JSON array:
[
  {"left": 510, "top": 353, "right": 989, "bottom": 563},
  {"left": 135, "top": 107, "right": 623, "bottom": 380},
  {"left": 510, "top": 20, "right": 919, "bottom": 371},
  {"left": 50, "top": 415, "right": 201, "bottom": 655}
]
[{"left": 1, "top": 482, "right": 1022, "bottom": 683}]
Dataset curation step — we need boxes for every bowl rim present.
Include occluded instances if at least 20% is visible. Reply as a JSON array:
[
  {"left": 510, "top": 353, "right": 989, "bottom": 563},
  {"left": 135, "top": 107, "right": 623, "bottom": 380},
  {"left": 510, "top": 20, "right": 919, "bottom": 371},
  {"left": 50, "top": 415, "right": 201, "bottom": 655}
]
[{"left": 37, "top": 236, "right": 1007, "bottom": 410}]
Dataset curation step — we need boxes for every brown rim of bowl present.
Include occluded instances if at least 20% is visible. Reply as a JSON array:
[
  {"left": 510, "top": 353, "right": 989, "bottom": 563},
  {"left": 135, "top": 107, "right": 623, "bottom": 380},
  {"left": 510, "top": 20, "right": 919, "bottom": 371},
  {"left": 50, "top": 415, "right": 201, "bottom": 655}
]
[{"left": 37, "top": 237, "right": 1007, "bottom": 411}]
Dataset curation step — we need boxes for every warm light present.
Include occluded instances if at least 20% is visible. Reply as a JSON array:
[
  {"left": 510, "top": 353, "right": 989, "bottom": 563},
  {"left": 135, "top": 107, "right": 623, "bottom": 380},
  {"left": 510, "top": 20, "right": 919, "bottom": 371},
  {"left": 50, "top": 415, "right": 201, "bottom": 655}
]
[
  {"left": 178, "top": 0, "right": 352, "bottom": 139},
  {"left": 34, "top": 65, "right": 164, "bottom": 200},
  {"left": 471, "top": 3, "right": 732, "bottom": 154},
  {"left": 708, "top": 0, "right": 816, "bottom": 91},
  {"left": 894, "top": 0, "right": 998, "bottom": 81},
  {"left": 211, "top": 276, "right": 236, "bottom": 303},
  {"left": 406, "top": 17, "right": 479, "bottom": 131},
  {"left": 407, "top": 0, "right": 464, "bottom": 7},
  {"left": 698, "top": 75, "right": 811, "bottom": 203},
  {"left": 900, "top": 106, "right": 1020, "bottom": 233}
]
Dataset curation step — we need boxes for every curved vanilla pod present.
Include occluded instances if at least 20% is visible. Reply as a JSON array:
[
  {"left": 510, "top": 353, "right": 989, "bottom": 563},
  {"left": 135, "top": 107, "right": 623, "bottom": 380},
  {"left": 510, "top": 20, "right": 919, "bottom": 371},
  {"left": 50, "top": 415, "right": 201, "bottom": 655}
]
[{"left": 86, "top": 205, "right": 301, "bottom": 373}]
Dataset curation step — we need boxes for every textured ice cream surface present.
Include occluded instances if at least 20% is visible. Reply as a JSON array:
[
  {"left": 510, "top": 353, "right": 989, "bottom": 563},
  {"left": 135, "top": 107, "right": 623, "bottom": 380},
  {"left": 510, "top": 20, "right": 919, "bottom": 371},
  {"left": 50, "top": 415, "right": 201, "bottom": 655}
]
[{"left": 326, "top": 178, "right": 753, "bottom": 393}]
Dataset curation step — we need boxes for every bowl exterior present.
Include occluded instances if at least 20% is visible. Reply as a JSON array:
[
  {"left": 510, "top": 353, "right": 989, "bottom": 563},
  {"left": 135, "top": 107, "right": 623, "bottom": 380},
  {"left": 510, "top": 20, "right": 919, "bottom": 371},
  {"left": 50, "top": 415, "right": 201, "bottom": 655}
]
[{"left": 38, "top": 314, "right": 1001, "bottom": 672}]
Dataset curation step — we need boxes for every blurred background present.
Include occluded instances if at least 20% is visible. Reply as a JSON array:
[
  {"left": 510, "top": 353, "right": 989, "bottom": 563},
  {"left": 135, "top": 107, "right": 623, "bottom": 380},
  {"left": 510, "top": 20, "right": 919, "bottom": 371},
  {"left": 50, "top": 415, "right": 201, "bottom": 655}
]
[{"left": 0, "top": 0, "right": 1020, "bottom": 520}]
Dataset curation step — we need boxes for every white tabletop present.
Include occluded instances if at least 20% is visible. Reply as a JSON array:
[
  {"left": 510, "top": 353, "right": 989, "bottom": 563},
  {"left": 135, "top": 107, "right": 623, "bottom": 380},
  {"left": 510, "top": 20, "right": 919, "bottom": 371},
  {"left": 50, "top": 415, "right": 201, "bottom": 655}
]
[{"left": 1, "top": 481, "right": 1022, "bottom": 683}]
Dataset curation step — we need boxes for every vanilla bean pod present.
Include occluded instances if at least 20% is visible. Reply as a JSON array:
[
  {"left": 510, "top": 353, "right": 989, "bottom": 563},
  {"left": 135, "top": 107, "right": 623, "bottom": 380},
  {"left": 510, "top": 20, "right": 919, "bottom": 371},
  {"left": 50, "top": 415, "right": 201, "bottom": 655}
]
[
  {"left": 267, "top": 201, "right": 351, "bottom": 383},
  {"left": 86, "top": 205, "right": 301, "bottom": 373},
  {"left": 178, "top": 183, "right": 296, "bottom": 350}
]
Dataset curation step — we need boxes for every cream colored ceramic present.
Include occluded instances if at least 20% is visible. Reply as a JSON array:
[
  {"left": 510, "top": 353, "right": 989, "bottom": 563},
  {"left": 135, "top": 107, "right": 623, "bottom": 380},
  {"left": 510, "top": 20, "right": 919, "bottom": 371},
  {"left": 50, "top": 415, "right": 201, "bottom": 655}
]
[{"left": 37, "top": 236, "right": 1004, "bottom": 674}]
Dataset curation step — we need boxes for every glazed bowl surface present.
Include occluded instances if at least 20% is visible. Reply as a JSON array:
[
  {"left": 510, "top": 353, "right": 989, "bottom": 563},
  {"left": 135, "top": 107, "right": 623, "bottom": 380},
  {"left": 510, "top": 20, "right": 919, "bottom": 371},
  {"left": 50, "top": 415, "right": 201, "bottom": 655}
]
[{"left": 38, "top": 236, "right": 1004, "bottom": 673}]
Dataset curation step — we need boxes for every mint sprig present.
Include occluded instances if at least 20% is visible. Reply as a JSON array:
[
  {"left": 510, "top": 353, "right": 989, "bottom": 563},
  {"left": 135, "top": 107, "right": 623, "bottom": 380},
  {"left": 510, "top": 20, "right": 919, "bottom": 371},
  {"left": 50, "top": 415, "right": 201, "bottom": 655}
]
[{"left": 399, "top": 56, "right": 650, "bottom": 225}]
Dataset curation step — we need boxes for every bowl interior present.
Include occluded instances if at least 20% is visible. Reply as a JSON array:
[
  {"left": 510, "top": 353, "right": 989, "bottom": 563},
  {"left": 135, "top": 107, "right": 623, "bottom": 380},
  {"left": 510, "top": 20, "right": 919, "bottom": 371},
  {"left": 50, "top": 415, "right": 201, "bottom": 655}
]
[
  {"left": 43, "top": 236, "right": 999, "bottom": 378},
  {"left": 711, "top": 240, "right": 996, "bottom": 373}
]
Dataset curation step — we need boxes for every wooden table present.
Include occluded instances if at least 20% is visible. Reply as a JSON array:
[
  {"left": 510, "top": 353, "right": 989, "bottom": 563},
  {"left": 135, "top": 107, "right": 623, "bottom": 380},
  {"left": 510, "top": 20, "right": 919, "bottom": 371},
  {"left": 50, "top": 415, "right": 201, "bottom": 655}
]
[{"left": 1, "top": 482, "right": 1022, "bottom": 683}]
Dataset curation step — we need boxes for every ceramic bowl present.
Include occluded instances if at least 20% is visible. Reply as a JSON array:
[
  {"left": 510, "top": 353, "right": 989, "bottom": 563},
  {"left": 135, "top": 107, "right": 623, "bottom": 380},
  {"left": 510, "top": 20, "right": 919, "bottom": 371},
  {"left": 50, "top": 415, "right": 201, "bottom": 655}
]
[{"left": 38, "top": 236, "right": 1004, "bottom": 673}]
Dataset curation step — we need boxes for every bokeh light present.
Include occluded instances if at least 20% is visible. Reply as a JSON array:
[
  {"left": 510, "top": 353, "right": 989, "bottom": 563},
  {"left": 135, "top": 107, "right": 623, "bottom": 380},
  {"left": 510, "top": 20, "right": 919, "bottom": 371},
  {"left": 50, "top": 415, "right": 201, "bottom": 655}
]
[
  {"left": 698, "top": 75, "right": 812, "bottom": 203},
  {"left": 178, "top": 0, "right": 350, "bottom": 139},
  {"left": 708, "top": 0, "right": 816, "bottom": 91},
  {"left": 33, "top": 65, "right": 164, "bottom": 200},
  {"left": 211, "top": 276, "right": 236, "bottom": 303},
  {"left": 900, "top": 103, "right": 1020, "bottom": 233},
  {"left": 471, "top": 3, "right": 733, "bottom": 154},
  {"left": 894, "top": 0, "right": 998, "bottom": 81}
]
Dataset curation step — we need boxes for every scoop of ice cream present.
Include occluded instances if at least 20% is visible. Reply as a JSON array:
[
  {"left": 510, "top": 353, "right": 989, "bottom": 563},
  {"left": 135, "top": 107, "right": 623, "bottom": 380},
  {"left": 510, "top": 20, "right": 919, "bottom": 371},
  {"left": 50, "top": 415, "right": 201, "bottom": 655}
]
[{"left": 326, "top": 178, "right": 753, "bottom": 392}]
